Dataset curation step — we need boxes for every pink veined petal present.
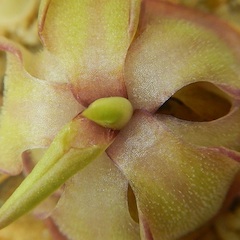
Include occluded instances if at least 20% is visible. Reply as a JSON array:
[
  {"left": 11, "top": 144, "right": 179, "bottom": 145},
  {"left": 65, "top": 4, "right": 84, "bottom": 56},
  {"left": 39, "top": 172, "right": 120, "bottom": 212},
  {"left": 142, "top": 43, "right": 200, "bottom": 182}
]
[
  {"left": 125, "top": 1, "right": 240, "bottom": 112},
  {"left": 52, "top": 153, "right": 140, "bottom": 240},
  {"left": 38, "top": 0, "right": 141, "bottom": 106},
  {"left": 0, "top": 39, "right": 83, "bottom": 175},
  {"left": 107, "top": 111, "right": 240, "bottom": 240}
]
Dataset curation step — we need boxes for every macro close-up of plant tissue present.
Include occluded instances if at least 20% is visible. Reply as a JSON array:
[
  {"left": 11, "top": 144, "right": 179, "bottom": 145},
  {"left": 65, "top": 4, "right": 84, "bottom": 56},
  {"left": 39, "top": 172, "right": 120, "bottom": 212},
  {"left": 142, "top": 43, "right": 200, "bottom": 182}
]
[{"left": 0, "top": 0, "right": 240, "bottom": 239}]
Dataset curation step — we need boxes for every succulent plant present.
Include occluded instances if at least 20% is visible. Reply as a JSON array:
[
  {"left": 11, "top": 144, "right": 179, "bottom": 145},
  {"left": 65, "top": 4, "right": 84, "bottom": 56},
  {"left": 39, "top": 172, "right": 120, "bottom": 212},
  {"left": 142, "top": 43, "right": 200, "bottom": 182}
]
[{"left": 0, "top": 0, "right": 240, "bottom": 240}]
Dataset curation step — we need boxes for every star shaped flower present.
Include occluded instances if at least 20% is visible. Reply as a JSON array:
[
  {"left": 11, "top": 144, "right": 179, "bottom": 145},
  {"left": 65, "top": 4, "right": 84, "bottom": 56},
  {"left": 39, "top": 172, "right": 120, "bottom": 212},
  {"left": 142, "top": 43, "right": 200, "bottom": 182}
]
[{"left": 0, "top": 1, "right": 240, "bottom": 240}]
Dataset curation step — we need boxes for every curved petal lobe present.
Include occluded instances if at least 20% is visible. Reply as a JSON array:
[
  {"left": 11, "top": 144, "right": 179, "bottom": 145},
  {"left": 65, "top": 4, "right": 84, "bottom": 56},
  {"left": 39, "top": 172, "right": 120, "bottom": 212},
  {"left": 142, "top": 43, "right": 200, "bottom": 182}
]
[
  {"left": 39, "top": 0, "right": 141, "bottom": 105},
  {"left": 52, "top": 153, "right": 140, "bottom": 240},
  {"left": 0, "top": 40, "right": 82, "bottom": 175},
  {"left": 125, "top": 2, "right": 240, "bottom": 112},
  {"left": 157, "top": 105, "right": 240, "bottom": 152},
  {"left": 108, "top": 111, "right": 240, "bottom": 240}
]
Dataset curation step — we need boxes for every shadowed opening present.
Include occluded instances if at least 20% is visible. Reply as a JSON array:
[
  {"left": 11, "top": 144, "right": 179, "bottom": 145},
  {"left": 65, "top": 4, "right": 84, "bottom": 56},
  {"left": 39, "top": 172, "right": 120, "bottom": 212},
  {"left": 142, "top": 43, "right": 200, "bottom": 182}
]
[
  {"left": 0, "top": 52, "right": 6, "bottom": 106},
  {"left": 229, "top": 196, "right": 240, "bottom": 212},
  {"left": 127, "top": 184, "right": 139, "bottom": 223},
  {"left": 0, "top": 175, "right": 24, "bottom": 207},
  {"left": 157, "top": 81, "right": 232, "bottom": 122},
  {"left": 22, "top": 148, "right": 46, "bottom": 175}
]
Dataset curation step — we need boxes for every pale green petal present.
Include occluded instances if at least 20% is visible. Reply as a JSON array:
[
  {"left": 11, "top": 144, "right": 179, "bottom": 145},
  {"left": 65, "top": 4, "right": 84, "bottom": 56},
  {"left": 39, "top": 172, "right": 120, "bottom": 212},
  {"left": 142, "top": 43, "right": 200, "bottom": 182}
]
[
  {"left": 125, "top": 3, "right": 240, "bottom": 112},
  {"left": 39, "top": 0, "right": 141, "bottom": 105},
  {"left": 158, "top": 107, "right": 240, "bottom": 152},
  {"left": 52, "top": 153, "right": 140, "bottom": 240},
  {"left": 108, "top": 111, "right": 240, "bottom": 240},
  {"left": 0, "top": 39, "right": 82, "bottom": 175}
]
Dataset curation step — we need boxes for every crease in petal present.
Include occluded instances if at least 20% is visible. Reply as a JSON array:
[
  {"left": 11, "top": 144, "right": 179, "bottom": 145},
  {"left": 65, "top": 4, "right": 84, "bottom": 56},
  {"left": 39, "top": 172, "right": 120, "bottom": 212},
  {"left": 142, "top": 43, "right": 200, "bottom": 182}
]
[
  {"left": 0, "top": 39, "right": 83, "bottom": 175},
  {"left": 108, "top": 111, "right": 240, "bottom": 240},
  {"left": 38, "top": 0, "right": 141, "bottom": 105},
  {"left": 0, "top": 37, "right": 69, "bottom": 84},
  {"left": 25, "top": 49, "right": 70, "bottom": 84},
  {"left": 52, "top": 153, "right": 140, "bottom": 240}
]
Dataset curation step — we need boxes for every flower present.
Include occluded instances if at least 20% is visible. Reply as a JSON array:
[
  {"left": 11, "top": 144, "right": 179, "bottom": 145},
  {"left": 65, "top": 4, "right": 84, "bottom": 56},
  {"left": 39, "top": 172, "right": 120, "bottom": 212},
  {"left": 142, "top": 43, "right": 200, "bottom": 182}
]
[{"left": 0, "top": 1, "right": 240, "bottom": 240}]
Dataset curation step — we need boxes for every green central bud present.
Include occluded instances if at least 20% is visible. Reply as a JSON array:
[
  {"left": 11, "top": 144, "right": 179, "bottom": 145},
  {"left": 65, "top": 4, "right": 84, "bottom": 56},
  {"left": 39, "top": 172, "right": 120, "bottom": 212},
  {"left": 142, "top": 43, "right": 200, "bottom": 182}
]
[
  {"left": 82, "top": 97, "right": 133, "bottom": 130},
  {"left": 0, "top": 97, "right": 132, "bottom": 229}
]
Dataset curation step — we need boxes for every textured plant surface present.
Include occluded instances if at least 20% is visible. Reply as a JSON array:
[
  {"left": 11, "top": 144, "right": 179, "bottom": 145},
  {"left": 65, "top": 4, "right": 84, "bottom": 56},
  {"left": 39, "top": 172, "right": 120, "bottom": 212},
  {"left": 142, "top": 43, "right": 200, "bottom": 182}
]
[{"left": 0, "top": 0, "right": 240, "bottom": 240}]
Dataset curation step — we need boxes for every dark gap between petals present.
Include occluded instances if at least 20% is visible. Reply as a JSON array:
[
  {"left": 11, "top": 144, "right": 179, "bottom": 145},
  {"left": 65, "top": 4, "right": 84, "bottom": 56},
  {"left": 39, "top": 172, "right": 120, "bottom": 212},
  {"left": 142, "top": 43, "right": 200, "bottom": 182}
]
[
  {"left": 0, "top": 51, "right": 6, "bottom": 104},
  {"left": 157, "top": 81, "right": 232, "bottom": 122},
  {"left": 229, "top": 196, "right": 240, "bottom": 212},
  {"left": 127, "top": 184, "right": 139, "bottom": 223},
  {"left": 0, "top": 175, "right": 24, "bottom": 208},
  {"left": 22, "top": 149, "right": 46, "bottom": 175}
]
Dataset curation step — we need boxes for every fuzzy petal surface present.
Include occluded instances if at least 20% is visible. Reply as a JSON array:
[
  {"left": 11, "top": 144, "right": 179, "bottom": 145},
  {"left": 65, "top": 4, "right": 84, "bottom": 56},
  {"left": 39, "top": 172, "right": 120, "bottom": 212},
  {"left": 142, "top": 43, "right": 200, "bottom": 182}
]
[
  {"left": 108, "top": 111, "right": 240, "bottom": 240},
  {"left": 125, "top": 1, "right": 240, "bottom": 112},
  {"left": 39, "top": 0, "right": 141, "bottom": 105},
  {"left": 52, "top": 153, "right": 140, "bottom": 240},
  {"left": 157, "top": 105, "right": 240, "bottom": 152},
  {"left": 0, "top": 40, "right": 83, "bottom": 175}
]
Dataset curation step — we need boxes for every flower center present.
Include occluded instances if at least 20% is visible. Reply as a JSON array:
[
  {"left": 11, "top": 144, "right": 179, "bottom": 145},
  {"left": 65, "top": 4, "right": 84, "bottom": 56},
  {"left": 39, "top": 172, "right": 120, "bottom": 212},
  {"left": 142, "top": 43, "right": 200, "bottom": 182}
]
[{"left": 82, "top": 97, "right": 133, "bottom": 130}]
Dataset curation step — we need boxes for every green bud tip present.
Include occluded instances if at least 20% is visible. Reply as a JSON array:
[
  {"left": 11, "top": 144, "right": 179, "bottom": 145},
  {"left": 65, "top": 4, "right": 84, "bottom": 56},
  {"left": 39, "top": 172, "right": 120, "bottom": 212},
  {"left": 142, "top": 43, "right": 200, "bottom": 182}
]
[
  {"left": 82, "top": 97, "right": 133, "bottom": 130},
  {"left": 0, "top": 97, "right": 132, "bottom": 229}
]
